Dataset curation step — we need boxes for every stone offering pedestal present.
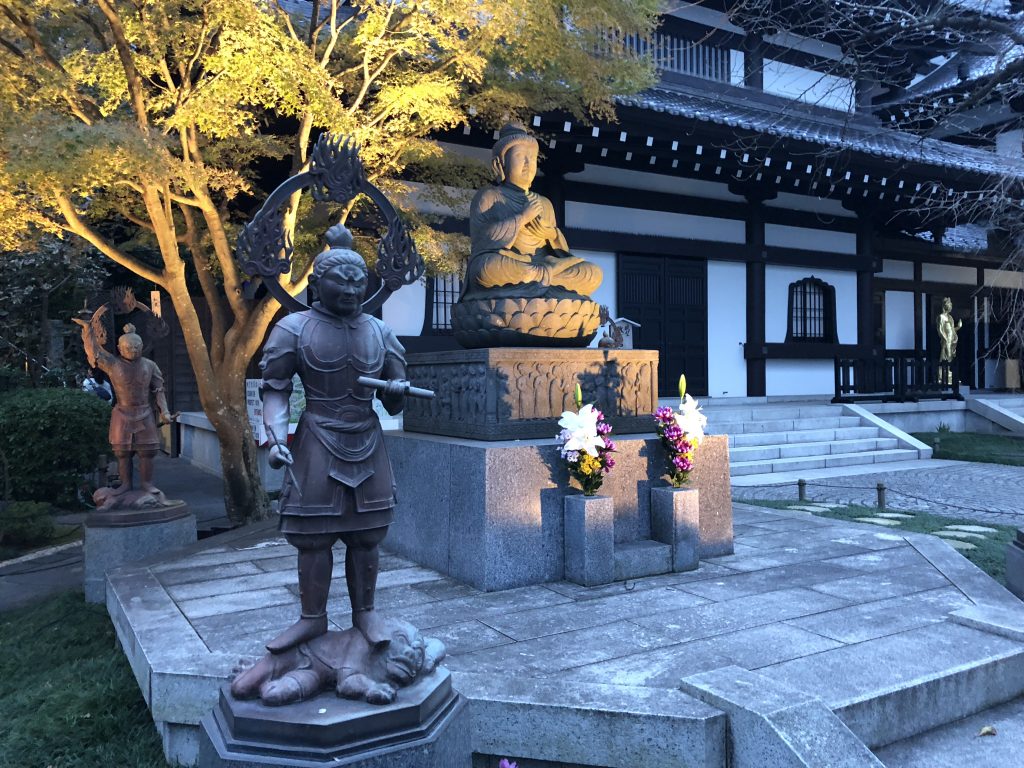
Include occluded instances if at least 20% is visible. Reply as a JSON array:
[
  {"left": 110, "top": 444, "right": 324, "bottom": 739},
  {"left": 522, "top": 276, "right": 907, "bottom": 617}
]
[
  {"left": 403, "top": 348, "right": 658, "bottom": 440},
  {"left": 651, "top": 487, "right": 700, "bottom": 573},
  {"left": 564, "top": 495, "right": 615, "bottom": 587},
  {"left": 198, "top": 670, "right": 468, "bottom": 768},
  {"left": 84, "top": 501, "right": 195, "bottom": 603},
  {"left": 1006, "top": 529, "right": 1024, "bottom": 601}
]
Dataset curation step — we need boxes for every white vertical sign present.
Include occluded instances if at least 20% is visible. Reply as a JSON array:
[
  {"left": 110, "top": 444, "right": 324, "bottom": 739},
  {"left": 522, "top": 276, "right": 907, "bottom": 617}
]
[
  {"left": 150, "top": 290, "right": 162, "bottom": 318},
  {"left": 245, "top": 379, "right": 267, "bottom": 445}
]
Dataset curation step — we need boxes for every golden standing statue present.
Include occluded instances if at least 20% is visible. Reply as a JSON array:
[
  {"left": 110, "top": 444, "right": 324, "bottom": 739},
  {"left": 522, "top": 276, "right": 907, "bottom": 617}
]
[{"left": 936, "top": 297, "right": 962, "bottom": 384}]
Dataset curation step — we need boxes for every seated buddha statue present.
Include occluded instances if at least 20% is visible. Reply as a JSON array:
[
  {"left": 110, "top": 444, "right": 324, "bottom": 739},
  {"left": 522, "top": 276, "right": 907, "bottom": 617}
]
[{"left": 463, "top": 123, "right": 602, "bottom": 301}]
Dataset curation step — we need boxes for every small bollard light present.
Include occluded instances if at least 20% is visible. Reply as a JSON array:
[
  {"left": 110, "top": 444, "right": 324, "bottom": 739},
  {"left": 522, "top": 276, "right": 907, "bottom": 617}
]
[
  {"left": 934, "top": 436, "right": 941, "bottom": 455},
  {"left": 798, "top": 479, "right": 807, "bottom": 502},
  {"left": 877, "top": 482, "right": 886, "bottom": 510}
]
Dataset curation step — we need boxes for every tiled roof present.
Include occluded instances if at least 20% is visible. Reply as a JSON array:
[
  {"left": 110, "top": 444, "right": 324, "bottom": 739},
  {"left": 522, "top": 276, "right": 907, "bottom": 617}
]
[{"left": 617, "top": 84, "right": 1024, "bottom": 179}]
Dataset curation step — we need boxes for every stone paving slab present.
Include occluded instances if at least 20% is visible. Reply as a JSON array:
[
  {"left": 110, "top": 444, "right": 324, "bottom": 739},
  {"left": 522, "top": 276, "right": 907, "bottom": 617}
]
[{"left": 104, "top": 502, "right": 1024, "bottom": 768}]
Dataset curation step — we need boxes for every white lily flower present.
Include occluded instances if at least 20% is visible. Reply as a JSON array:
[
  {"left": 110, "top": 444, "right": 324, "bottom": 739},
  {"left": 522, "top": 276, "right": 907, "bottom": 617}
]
[
  {"left": 674, "top": 394, "right": 707, "bottom": 444},
  {"left": 558, "top": 403, "right": 606, "bottom": 456}
]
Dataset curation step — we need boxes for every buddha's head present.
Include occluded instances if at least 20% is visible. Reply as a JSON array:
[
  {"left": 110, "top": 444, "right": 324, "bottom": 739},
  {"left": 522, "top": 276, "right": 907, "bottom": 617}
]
[
  {"left": 310, "top": 224, "right": 368, "bottom": 318},
  {"left": 492, "top": 123, "right": 539, "bottom": 190},
  {"left": 118, "top": 324, "right": 143, "bottom": 361}
]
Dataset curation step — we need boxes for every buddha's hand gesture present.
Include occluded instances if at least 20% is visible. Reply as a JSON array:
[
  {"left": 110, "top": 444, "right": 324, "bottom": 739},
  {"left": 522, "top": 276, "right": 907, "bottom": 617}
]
[{"left": 524, "top": 194, "right": 544, "bottom": 222}]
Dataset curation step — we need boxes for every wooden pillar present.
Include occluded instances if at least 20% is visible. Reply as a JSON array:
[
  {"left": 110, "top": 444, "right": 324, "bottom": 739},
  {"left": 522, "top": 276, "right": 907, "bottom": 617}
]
[
  {"left": 913, "top": 261, "right": 923, "bottom": 354},
  {"left": 856, "top": 216, "right": 876, "bottom": 353},
  {"left": 742, "top": 35, "right": 763, "bottom": 90},
  {"left": 745, "top": 195, "right": 767, "bottom": 396}
]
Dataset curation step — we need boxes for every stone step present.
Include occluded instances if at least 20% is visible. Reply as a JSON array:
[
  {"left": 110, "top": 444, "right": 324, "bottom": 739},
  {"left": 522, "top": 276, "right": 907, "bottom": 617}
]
[
  {"left": 699, "top": 404, "right": 841, "bottom": 422},
  {"left": 730, "top": 438, "right": 900, "bottom": 463},
  {"left": 730, "top": 449, "right": 920, "bottom": 477},
  {"left": 721, "top": 426, "right": 881, "bottom": 447},
  {"left": 613, "top": 539, "right": 672, "bottom": 582},
  {"left": 708, "top": 415, "right": 862, "bottom": 434}
]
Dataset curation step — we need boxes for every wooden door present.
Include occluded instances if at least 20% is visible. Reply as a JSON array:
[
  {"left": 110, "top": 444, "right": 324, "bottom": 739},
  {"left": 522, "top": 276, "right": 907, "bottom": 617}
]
[{"left": 618, "top": 254, "right": 707, "bottom": 396}]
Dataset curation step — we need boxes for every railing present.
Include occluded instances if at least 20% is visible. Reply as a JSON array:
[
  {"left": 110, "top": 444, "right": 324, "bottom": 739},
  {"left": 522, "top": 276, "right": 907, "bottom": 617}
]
[
  {"left": 833, "top": 356, "right": 963, "bottom": 403},
  {"left": 617, "top": 32, "right": 732, "bottom": 83}
]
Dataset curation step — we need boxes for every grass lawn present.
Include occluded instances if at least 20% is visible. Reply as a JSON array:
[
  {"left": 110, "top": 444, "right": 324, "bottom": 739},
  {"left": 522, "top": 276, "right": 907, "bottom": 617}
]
[
  {"left": 913, "top": 431, "right": 1024, "bottom": 467},
  {"left": 741, "top": 499, "right": 1017, "bottom": 585},
  {"left": 0, "top": 524, "right": 83, "bottom": 565},
  {"left": 0, "top": 591, "right": 167, "bottom": 767}
]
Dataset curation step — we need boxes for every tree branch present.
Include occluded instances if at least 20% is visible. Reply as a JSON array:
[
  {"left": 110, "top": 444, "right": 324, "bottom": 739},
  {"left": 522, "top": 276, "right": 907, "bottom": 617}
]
[
  {"left": 53, "top": 190, "right": 165, "bottom": 286},
  {"left": 95, "top": 0, "right": 150, "bottom": 130},
  {"left": 180, "top": 204, "right": 228, "bottom": 366}
]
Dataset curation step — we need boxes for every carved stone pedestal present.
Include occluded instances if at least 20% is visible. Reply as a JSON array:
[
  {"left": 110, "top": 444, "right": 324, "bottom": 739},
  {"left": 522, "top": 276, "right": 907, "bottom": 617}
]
[
  {"left": 403, "top": 348, "right": 658, "bottom": 440},
  {"left": 198, "top": 670, "right": 469, "bottom": 768},
  {"left": 84, "top": 501, "right": 195, "bottom": 603}
]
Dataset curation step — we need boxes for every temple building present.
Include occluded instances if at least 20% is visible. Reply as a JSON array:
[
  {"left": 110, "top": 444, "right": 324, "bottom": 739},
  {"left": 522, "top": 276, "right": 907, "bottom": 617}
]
[{"left": 378, "top": 0, "right": 1024, "bottom": 399}]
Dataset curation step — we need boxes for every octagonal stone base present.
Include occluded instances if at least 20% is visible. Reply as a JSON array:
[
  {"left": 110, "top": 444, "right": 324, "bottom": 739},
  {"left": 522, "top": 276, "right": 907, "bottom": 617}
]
[{"left": 199, "top": 670, "right": 468, "bottom": 768}]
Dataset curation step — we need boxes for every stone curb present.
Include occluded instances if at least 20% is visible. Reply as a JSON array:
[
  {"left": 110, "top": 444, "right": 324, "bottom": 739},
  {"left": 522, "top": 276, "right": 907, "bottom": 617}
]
[
  {"left": 679, "top": 666, "right": 883, "bottom": 767},
  {"left": 0, "top": 540, "right": 82, "bottom": 571}
]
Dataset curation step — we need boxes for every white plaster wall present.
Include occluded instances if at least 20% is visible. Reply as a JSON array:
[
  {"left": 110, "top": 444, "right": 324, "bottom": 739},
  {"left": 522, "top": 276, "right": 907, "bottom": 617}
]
[
  {"left": 985, "top": 268, "right": 1024, "bottom": 289},
  {"left": 566, "top": 201, "right": 745, "bottom": 242},
  {"left": 885, "top": 291, "right": 915, "bottom": 350},
  {"left": 381, "top": 279, "right": 426, "bottom": 336},
  {"left": 879, "top": 259, "right": 914, "bottom": 280},
  {"left": 707, "top": 261, "right": 747, "bottom": 397},
  {"left": 766, "top": 360, "right": 835, "bottom": 396},
  {"left": 765, "top": 223, "right": 857, "bottom": 254},
  {"left": 996, "top": 130, "right": 1023, "bottom": 157},
  {"left": 764, "top": 265, "right": 858, "bottom": 344},
  {"left": 763, "top": 60, "right": 854, "bottom": 112},
  {"left": 764, "top": 192, "right": 853, "bottom": 217},
  {"left": 922, "top": 263, "right": 977, "bottom": 285},
  {"left": 575, "top": 249, "right": 617, "bottom": 314},
  {"left": 564, "top": 165, "right": 743, "bottom": 202}
]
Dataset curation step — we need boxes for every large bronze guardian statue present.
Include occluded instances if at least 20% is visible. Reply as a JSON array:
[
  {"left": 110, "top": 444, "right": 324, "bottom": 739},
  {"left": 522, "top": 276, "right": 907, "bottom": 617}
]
[
  {"left": 452, "top": 123, "right": 604, "bottom": 347},
  {"left": 258, "top": 226, "right": 407, "bottom": 653}
]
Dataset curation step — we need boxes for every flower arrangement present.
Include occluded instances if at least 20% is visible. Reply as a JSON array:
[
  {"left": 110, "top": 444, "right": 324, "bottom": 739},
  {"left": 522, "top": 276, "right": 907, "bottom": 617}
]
[
  {"left": 557, "top": 384, "right": 616, "bottom": 496},
  {"left": 653, "top": 374, "right": 707, "bottom": 488}
]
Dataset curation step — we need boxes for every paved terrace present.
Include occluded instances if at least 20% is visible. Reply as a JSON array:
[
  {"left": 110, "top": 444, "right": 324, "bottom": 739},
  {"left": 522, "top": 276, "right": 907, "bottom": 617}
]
[
  {"left": 109, "top": 502, "right": 1024, "bottom": 767},
  {"left": 733, "top": 460, "right": 1024, "bottom": 527}
]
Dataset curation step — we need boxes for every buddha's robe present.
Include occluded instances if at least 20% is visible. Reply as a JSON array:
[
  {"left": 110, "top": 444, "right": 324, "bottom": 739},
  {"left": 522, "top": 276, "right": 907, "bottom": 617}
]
[{"left": 466, "top": 183, "right": 602, "bottom": 299}]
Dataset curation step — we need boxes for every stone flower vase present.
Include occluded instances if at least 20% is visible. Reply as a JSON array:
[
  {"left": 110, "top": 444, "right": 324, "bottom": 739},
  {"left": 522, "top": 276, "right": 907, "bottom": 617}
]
[
  {"left": 650, "top": 486, "right": 700, "bottom": 572},
  {"left": 563, "top": 494, "right": 614, "bottom": 586}
]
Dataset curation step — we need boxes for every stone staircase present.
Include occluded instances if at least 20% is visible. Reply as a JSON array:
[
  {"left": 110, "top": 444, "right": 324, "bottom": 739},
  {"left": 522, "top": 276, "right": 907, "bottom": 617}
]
[
  {"left": 999, "top": 395, "right": 1024, "bottom": 418},
  {"left": 701, "top": 401, "right": 922, "bottom": 478}
]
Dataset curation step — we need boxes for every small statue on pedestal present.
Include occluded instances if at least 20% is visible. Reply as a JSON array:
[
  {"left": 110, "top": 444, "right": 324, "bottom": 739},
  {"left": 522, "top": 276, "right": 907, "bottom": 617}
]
[
  {"left": 937, "top": 297, "right": 962, "bottom": 385},
  {"left": 74, "top": 307, "right": 178, "bottom": 511}
]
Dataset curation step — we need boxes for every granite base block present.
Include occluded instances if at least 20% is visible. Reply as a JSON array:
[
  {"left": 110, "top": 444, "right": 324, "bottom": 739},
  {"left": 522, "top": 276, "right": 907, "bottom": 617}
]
[
  {"left": 1005, "top": 531, "right": 1024, "bottom": 601},
  {"left": 385, "top": 433, "right": 732, "bottom": 591},
  {"left": 84, "top": 510, "right": 197, "bottom": 603},
  {"left": 564, "top": 495, "right": 615, "bottom": 587},
  {"left": 651, "top": 487, "right": 699, "bottom": 572}
]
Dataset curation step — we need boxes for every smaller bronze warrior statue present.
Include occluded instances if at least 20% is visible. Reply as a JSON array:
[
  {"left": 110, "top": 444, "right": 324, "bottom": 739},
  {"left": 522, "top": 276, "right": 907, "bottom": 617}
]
[
  {"left": 74, "top": 308, "right": 176, "bottom": 509},
  {"left": 937, "top": 297, "right": 962, "bottom": 384}
]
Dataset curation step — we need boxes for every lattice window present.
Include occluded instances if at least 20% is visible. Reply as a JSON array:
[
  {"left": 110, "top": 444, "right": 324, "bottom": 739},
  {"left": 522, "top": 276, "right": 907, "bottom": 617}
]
[
  {"left": 786, "top": 277, "right": 837, "bottom": 343},
  {"left": 428, "top": 274, "right": 461, "bottom": 334}
]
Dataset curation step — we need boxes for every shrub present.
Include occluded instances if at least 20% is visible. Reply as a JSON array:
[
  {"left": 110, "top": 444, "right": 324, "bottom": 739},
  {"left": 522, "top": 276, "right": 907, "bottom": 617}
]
[
  {"left": 0, "top": 365, "right": 29, "bottom": 395},
  {"left": 0, "top": 501, "right": 54, "bottom": 546},
  {"left": 0, "top": 388, "right": 109, "bottom": 506}
]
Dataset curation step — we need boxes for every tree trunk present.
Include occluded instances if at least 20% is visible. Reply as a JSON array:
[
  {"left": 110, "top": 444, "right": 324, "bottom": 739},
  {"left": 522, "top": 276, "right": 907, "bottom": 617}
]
[{"left": 211, "top": 404, "right": 273, "bottom": 525}]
